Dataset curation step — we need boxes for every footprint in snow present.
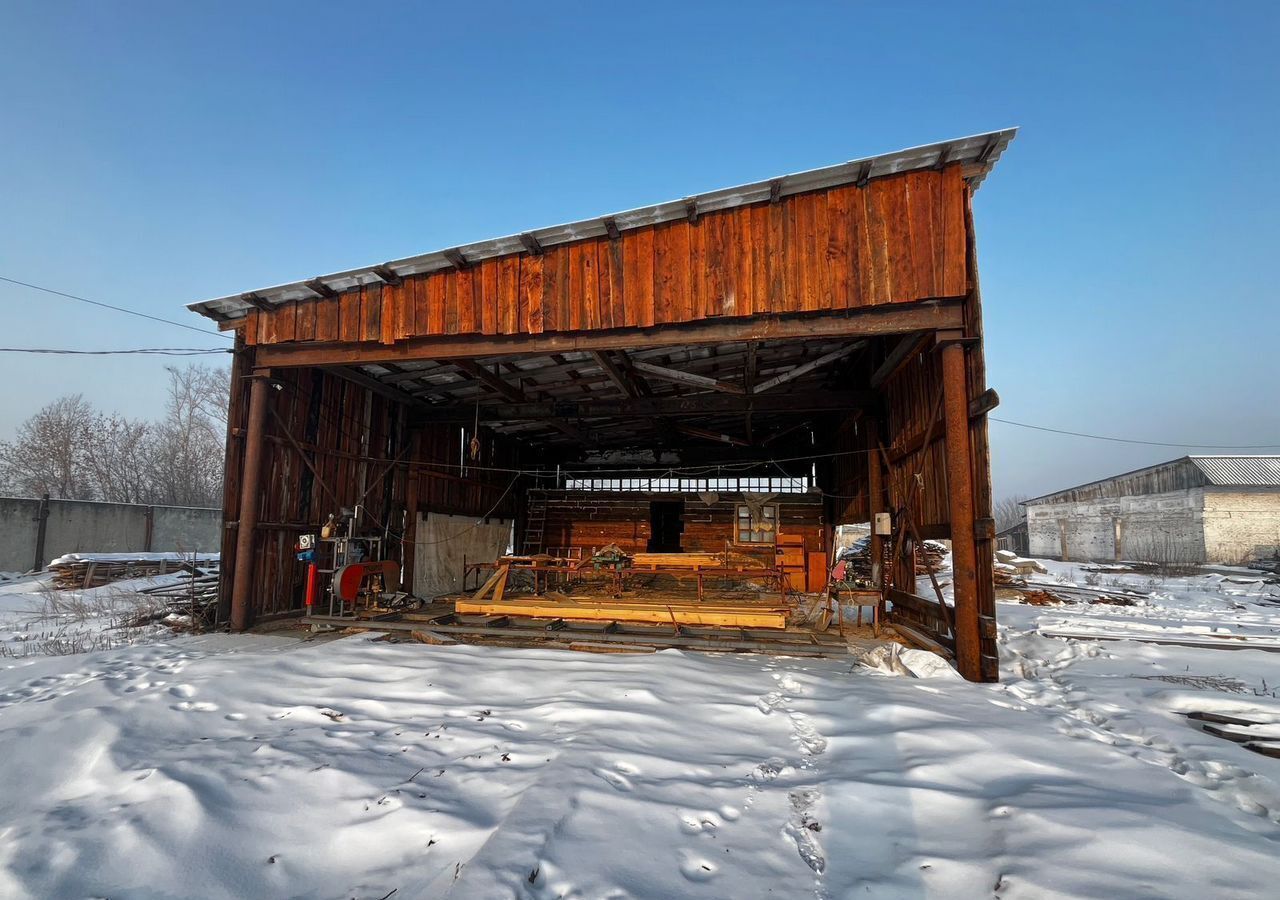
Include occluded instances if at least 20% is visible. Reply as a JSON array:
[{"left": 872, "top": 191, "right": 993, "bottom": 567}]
[
  {"left": 594, "top": 766, "right": 634, "bottom": 792},
  {"left": 678, "top": 810, "right": 721, "bottom": 835},
  {"left": 225, "top": 713, "right": 248, "bottom": 721},
  {"left": 169, "top": 684, "right": 197, "bottom": 699},
  {"left": 172, "top": 701, "right": 218, "bottom": 712},
  {"left": 677, "top": 851, "right": 720, "bottom": 882}
]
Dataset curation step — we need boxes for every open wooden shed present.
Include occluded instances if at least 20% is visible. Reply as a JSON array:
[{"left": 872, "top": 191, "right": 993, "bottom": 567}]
[{"left": 190, "top": 129, "right": 1015, "bottom": 682}]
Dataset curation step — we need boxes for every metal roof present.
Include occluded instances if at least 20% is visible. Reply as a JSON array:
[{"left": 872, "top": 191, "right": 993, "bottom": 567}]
[
  {"left": 187, "top": 127, "right": 1017, "bottom": 323},
  {"left": 1188, "top": 456, "right": 1280, "bottom": 487},
  {"left": 1024, "top": 455, "right": 1280, "bottom": 505}
]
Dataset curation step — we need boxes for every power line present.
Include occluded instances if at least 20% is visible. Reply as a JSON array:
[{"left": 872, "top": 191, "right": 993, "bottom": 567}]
[
  {"left": 989, "top": 417, "right": 1280, "bottom": 450},
  {"left": 0, "top": 347, "right": 230, "bottom": 356},
  {"left": 0, "top": 275, "right": 232, "bottom": 340}
]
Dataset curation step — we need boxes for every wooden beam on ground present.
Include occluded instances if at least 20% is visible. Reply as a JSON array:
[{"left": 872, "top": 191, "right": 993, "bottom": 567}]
[
  {"left": 254, "top": 299, "right": 967, "bottom": 368},
  {"left": 632, "top": 360, "right": 746, "bottom": 395},
  {"left": 871, "top": 332, "right": 930, "bottom": 388},
  {"left": 752, "top": 341, "right": 864, "bottom": 394}
]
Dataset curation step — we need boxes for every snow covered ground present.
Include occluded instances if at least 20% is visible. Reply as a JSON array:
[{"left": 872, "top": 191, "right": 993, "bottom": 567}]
[{"left": 0, "top": 561, "right": 1277, "bottom": 898}]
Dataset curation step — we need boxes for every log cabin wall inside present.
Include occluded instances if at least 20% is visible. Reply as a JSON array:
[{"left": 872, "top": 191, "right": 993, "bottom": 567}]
[{"left": 534, "top": 490, "right": 826, "bottom": 557}]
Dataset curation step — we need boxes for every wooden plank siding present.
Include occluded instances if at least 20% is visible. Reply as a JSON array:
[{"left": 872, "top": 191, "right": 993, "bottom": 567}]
[
  {"left": 243, "top": 167, "right": 968, "bottom": 348},
  {"left": 222, "top": 360, "right": 521, "bottom": 621}
]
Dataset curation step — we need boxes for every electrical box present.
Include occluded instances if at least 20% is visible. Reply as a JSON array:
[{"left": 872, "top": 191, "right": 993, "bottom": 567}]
[{"left": 873, "top": 512, "right": 892, "bottom": 536}]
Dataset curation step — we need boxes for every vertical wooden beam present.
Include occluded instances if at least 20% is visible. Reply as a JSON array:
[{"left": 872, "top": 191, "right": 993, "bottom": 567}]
[
  {"left": 230, "top": 370, "right": 271, "bottom": 631},
  {"left": 865, "top": 419, "right": 887, "bottom": 631},
  {"left": 941, "top": 342, "right": 981, "bottom": 681}
]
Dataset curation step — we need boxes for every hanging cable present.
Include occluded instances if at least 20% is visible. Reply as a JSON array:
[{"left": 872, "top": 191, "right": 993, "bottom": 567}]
[
  {"left": 0, "top": 346, "right": 230, "bottom": 356},
  {"left": 0, "top": 274, "right": 233, "bottom": 339}
]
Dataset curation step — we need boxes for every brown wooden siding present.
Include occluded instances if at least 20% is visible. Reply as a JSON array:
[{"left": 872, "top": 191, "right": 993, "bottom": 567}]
[
  {"left": 245, "top": 166, "right": 968, "bottom": 347},
  {"left": 221, "top": 362, "right": 520, "bottom": 621}
]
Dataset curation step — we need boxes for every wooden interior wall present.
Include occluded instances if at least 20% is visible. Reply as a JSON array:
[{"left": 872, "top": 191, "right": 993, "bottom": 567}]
[
  {"left": 242, "top": 166, "right": 968, "bottom": 347},
  {"left": 221, "top": 357, "right": 519, "bottom": 623},
  {"left": 537, "top": 491, "right": 826, "bottom": 555}
]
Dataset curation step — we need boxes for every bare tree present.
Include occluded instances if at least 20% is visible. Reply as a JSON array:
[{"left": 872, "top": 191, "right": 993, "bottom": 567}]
[
  {"left": 0, "top": 395, "right": 97, "bottom": 498},
  {"left": 143, "top": 365, "right": 229, "bottom": 507},
  {"left": 994, "top": 493, "right": 1029, "bottom": 532},
  {"left": 80, "top": 413, "right": 152, "bottom": 503}
]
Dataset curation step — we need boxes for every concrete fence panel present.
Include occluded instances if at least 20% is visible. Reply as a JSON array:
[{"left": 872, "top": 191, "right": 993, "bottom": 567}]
[{"left": 0, "top": 496, "right": 221, "bottom": 573}]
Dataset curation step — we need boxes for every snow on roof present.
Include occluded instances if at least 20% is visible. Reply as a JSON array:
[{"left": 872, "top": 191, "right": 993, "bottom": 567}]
[{"left": 187, "top": 127, "right": 1017, "bottom": 323}]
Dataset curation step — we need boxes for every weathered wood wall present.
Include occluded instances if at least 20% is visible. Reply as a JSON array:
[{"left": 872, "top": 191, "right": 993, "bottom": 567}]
[
  {"left": 219, "top": 360, "right": 520, "bottom": 622},
  {"left": 241, "top": 166, "right": 968, "bottom": 347}
]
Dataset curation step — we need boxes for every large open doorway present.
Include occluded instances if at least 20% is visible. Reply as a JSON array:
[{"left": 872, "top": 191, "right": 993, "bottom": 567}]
[{"left": 647, "top": 500, "right": 685, "bottom": 553}]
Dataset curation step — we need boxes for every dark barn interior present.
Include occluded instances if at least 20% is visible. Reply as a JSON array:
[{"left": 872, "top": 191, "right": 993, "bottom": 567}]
[{"left": 190, "top": 129, "right": 1015, "bottom": 681}]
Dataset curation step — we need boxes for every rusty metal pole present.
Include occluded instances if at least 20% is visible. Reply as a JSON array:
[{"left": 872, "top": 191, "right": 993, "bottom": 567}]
[
  {"left": 230, "top": 371, "right": 270, "bottom": 632},
  {"left": 941, "top": 342, "right": 981, "bottom": 681}
]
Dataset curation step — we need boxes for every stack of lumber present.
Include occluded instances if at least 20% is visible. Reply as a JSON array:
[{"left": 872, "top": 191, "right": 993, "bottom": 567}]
[
  {"left": 135, "top": 569, "right": 221, "bottom": 628},
  {"left": 631, "top": 552, "right": 725, "bottom": 570},
  {"left": 48, "top": 552, "right": 220, "bottom": 590},
  {"left": 456, "top": 591, "right": 788, "bottom": 629},
  {"left": 838, "top": 537, "right": 947, "bottom": 580}
]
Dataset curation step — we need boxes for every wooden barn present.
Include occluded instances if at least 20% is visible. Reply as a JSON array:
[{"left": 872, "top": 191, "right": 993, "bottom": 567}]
[{"left": 188, "top": 129, "right": 1015, "bottom": 682}]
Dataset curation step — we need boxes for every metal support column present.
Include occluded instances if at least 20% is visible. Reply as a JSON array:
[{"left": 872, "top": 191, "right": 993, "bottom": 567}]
[{"left": 229, "top": 370, "right": 270, "bottom": 631}]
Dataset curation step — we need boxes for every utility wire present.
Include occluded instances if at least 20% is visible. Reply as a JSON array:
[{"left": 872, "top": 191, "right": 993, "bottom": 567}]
[
  {"left": 989, "top": 417, "right": 1280, "bottom": 450},
  {"left": 0, "top": 347, "right": 230, "bottom": 356},
  {"left": 0, "top": 275, "right": 232, "bottom": 340}
]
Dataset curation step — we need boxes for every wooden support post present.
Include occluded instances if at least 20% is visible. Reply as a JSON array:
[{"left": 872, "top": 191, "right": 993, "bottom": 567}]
[
  {"left": 229, "top": 371, "right": 270, "bottom": 632},
  {"left": 941, "top": 343, "right": 982, "bottom": 681},
  {"left": 865, "top": 419, "right": 886, "bottom": 627}
]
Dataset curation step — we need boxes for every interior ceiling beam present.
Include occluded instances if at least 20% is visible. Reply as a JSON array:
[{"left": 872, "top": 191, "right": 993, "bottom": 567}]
[
  {"left": 322, "top": 366, "right": 435, "bottom": 413},
  {"left": 751, "top": 340, "right": 865, "bottom": 394},
  {"left": 253, "top": 298, "right": 965, "bottom": 369},
  {"left": 411, "top": 390, "right": 872, "bottom": 423},
  {"left": 588, "top": 350, "right": 638, "bottom": 399},
  {"left": 631, "top": 360, "right": 745, "bottom": 395},
  {"left": 453, "top": 359, "right": 524, "bottom": 403},
  {"left": 673, "top": 424, "right": 749, "bottom": 448},
  {"left": 870, "top": 331, "right": 931, "bottom": 388}
]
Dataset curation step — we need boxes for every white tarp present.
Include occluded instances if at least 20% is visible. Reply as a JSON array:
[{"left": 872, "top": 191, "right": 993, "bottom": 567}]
[{"left": 413, "top": 512, "right": 511, "bottom": 598}]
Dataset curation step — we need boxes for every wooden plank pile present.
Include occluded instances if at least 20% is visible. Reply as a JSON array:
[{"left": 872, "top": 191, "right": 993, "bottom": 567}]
[
  {"left": 839, "top": 537, "right": 947, "bottom": 580},
  {"left": 136, "top": 568, "right": 221, "bottom": 628},
  {"left": 48, "top": 553, "right": 220, "bottom": 590}
]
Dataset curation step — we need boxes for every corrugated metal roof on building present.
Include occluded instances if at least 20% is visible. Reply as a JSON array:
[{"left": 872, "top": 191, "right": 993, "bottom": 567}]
[
  {"left": 187, "top": 127, "right": 1017, "bottom": 323},
  {"left": 1188, "top": 456, "right": 1280, "bottom": 487},
  {"left": 1025, "top": 455, "right": 1280, "bottom": 506}
]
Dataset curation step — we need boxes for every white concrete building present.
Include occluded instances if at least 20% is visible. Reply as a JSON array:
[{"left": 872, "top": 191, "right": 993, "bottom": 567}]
[{"left": 1024, "top": 456, "right": 1280, "bottom": 565}]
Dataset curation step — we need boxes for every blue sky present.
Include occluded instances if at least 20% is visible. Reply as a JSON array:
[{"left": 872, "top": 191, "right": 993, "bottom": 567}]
[{"left": 1, "top": 1, "right": 1276, "bottom": 498}]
